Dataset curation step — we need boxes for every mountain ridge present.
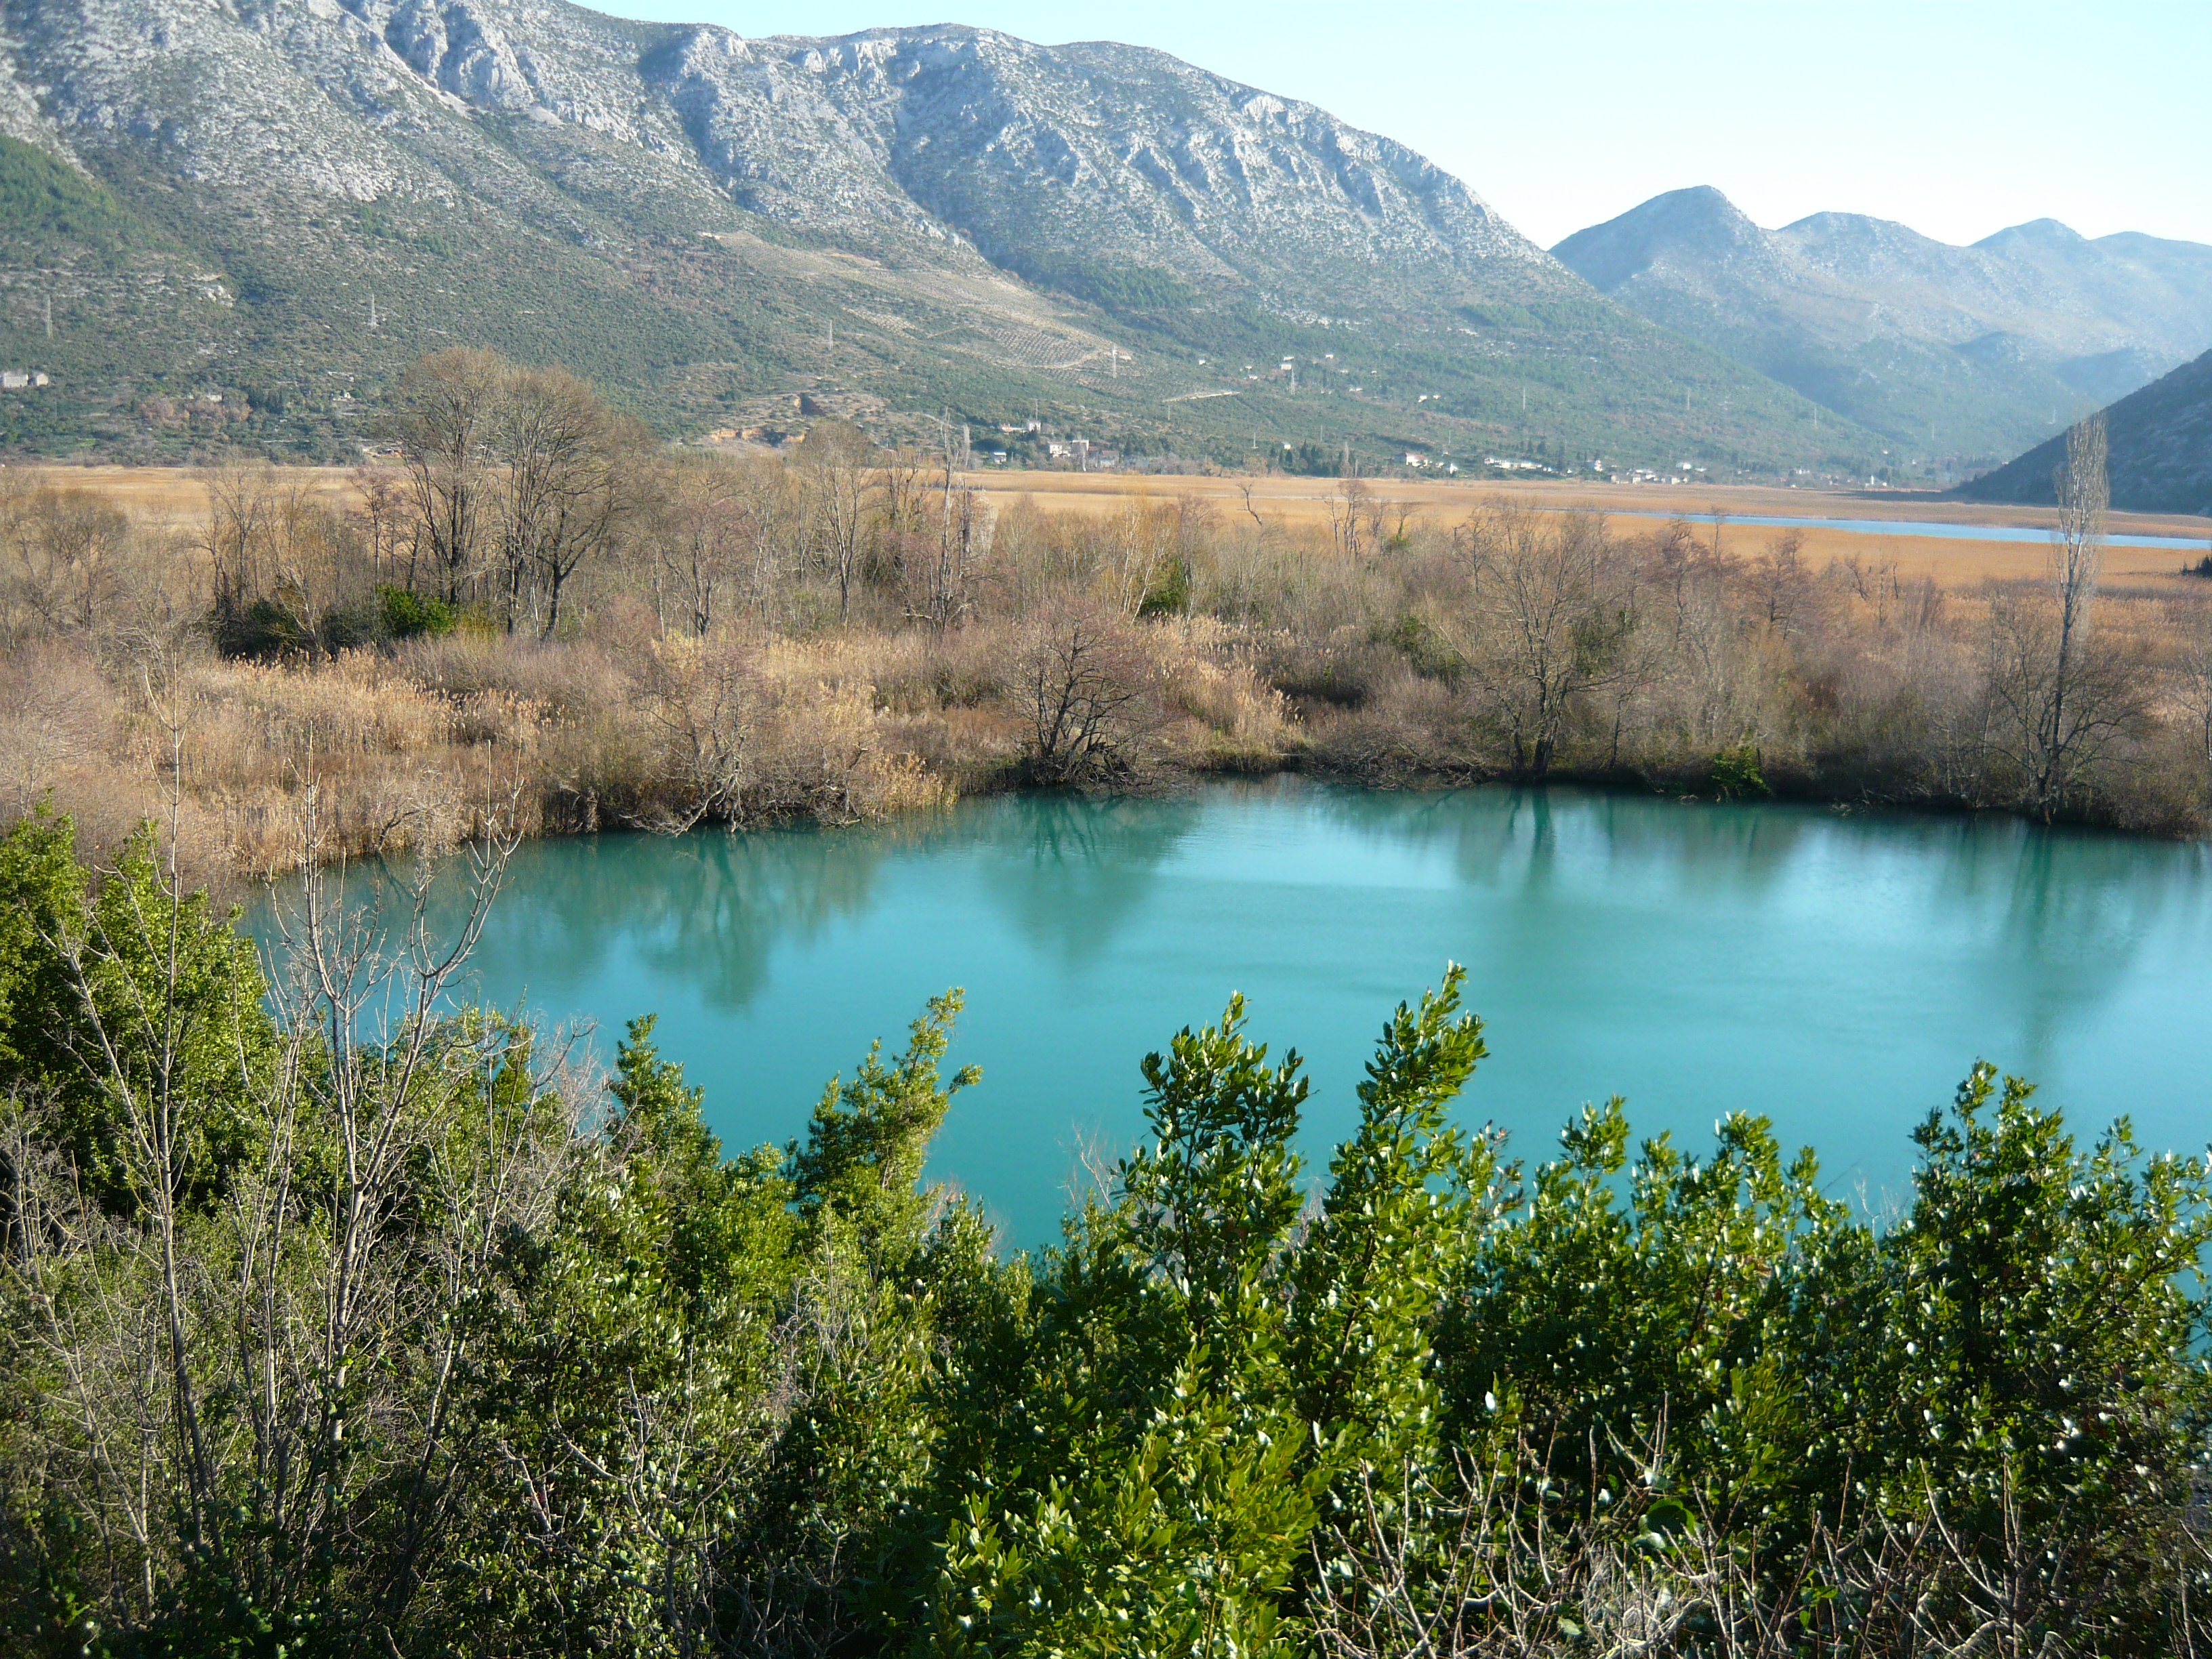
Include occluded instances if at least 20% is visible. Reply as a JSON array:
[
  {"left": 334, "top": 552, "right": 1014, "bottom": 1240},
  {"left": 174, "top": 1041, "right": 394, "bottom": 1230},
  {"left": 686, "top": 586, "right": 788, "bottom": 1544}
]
[
  {"left": 1552, "top": 185, "right": 2212, "bottom": 468},
  {"left": 1959, "top": 345, "right": 2212, "bottom": 517},
  {"left": 0, "top": 0, "right": 1875, "bottom": 473}
]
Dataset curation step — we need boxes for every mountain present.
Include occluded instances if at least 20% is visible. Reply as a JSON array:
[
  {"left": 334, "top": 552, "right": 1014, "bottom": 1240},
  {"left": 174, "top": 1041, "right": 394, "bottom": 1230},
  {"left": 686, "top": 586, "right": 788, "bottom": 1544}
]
[
  {"left": 1959, "top": 346, "right": 2212, "bottom": 517},
  {"left": 1552, "top": 186, "right": 2212, "bottom": 471},
  {"left": 0, "top": 0, "right": 1877, "bottom": 472}
]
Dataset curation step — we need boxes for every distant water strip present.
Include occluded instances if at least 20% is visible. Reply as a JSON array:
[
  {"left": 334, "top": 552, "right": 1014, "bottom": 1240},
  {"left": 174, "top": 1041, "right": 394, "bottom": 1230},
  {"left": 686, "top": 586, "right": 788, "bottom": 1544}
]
[{"left": 1597, "top": 510, "right": 2210, "bottom": 550}]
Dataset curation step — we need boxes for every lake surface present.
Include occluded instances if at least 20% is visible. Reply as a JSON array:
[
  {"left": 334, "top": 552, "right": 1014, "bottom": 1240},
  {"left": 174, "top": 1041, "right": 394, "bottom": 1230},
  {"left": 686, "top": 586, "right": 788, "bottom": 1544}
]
[{"left": 281, "top": 783, "right": 2212, "bottom": 1246}]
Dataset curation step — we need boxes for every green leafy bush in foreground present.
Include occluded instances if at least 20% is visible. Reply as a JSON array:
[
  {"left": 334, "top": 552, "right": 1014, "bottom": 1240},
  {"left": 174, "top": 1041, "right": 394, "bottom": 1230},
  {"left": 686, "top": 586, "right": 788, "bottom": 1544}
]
[{"left": 0, "top": 811, "right": 2206, "bottom": 1657}]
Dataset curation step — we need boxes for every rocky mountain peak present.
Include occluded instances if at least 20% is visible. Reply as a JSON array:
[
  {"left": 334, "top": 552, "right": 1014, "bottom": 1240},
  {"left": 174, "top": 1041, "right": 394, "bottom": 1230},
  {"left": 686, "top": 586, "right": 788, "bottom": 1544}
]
[
  {"left": 0, "top": 0, "right": 1877, "bottom": 471},
  {"left": 1553, "top": 184, "right": 2212, "bottom": 458},
  {"left": 1975, "top": 217, "right": 2089, "bottom": 252},
  {"left": 1548, "top": 185, "right": 1769, "bottom": 291}
]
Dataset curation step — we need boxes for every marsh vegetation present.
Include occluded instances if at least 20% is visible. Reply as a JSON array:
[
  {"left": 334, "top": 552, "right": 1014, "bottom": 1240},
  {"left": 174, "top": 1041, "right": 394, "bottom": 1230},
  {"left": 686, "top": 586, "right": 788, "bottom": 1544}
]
[{"left": 1, "top": 357, "right": 2209, "bottom": 897}]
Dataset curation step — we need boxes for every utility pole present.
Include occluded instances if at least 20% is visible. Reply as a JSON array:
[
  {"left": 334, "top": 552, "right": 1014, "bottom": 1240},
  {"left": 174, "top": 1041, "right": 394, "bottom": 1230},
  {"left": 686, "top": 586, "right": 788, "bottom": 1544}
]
[
  {"left": 43, "top": 293, "right": 52, "bottom": 338},
  {"left": 367, "top": 292, "right": 378, "bottom": 330}
]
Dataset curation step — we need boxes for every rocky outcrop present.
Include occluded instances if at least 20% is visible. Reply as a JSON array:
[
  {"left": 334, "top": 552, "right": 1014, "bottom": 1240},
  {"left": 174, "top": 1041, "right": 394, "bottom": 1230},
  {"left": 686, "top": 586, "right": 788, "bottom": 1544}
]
[{"left": 0, "top": 0, "right": 1572, "bottom": 314}]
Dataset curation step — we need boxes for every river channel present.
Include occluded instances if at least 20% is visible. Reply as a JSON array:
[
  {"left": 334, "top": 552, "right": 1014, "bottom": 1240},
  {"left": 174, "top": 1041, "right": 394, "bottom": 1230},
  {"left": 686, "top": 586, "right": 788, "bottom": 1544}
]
[{"left": 295, "top": 781, "right": 2212, "bottom": 1245}]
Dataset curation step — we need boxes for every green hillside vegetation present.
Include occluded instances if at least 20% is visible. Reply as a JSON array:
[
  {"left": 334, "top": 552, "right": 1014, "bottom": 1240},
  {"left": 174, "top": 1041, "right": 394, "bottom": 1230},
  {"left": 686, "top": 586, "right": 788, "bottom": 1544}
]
[
  {"left": 0, "top": 812, "right": 2207, "bottom": 1656},
  {"left": 0, "top": 42, "right": 1887, "bottom": 483},
  {"left": 1963, "top": 346, "right": 2212, "bottom": 516},
  {"left": 0, "top": 161, "right": 1882, "bottom": 476},
  {"left": 0, "top": 136, "right": 154, "bottom": 264}
]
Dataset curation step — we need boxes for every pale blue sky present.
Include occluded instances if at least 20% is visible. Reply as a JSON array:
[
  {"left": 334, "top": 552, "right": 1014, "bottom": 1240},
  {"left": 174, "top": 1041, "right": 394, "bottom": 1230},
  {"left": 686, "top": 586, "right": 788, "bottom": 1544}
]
[{"left": 590, "top": 0, "right": 2210, "bottom": 251}]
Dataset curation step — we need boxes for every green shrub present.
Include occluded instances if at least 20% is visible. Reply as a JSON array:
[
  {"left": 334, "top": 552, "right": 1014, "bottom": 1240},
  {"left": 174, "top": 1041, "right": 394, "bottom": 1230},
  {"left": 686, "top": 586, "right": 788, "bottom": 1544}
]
[
  {"left": 217, "top": 595, "right": 309, "bottom": 659},
  {"left": 376, "top": 584, "right": 457, "bottom": 640},
  {"left": 1137, "top": 553, "right": 1191, "bottom": 617},
  {"left": 2, "top": 839, "right": 2207, "bottom": 1658},
  {"left": 1711, "top": 741, "right": 1771, "bottom": 798}
]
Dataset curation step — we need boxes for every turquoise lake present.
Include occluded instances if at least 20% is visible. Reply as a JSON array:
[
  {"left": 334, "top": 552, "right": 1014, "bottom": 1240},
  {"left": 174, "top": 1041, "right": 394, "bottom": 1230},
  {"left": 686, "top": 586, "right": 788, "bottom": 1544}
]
[{"left": 298, "top": 781, "right": 2212, "bottom": 1246}]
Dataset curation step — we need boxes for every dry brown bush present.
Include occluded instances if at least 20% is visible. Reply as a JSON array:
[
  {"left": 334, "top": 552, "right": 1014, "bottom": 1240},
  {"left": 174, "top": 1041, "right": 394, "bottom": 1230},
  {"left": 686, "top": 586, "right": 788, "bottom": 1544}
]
[
  {"left": 148, "top": 653, "right": 543, "bottom": 875},
  {"left": 1006, "top": 598, "right": 1168, "bottom": 784},
  {"left": 390, "top": 630, "right": 624, "bottom": 721},
  {"left": 1307, "top": 670, "right": 1483, "bottom": 784},
  {"left": 0, "top": 639, "right": 116, "bottom": 814},
  {"left": 1, "top": 475, "right": 203, "bottom": 653},
  {"left": 5, "top": 410, "right": 2209, "bottom": 876}
]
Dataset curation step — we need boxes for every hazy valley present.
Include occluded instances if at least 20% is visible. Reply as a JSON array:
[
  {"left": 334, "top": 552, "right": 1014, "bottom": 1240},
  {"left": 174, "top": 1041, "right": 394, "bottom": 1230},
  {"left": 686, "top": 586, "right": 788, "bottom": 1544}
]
[{"left": 1552, "top": 184, "right": 2212, "bottom": 472}]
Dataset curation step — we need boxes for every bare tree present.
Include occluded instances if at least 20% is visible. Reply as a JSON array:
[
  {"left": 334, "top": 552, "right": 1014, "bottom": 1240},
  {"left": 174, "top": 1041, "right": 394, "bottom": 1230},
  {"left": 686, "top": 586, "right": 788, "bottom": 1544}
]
[
  {"left": 1747, "top": 529, "right": 1826, "bottom": 640},
  {"left": 0, "top": 476, "right": 133, "bottom": 639},
  {"left": 2039, "top": 413, "right": 2109, "bottom": 813},
  {"left": 492, "top": 365, "right": 647, "bottom": 640},
  {"left": 1012, "top": 600, "right": 1158, "bottom": 783},
  {"left": 1326, "top": 477, "right": 1379, "bottom": 562},
  {"left": 203, "top": 457, "right": 285, "bottom": 634},
  {"left": 1979, "top": 415, "right": 2144, "bottom": 819},
  {"left": 908, "top": 427, "right": 988, "bottom": 631},
  {"left": 384, "top": 349, "right": 501, "bottom": 606},
  {"left": 1643, "top": 514, "right": 1774, "bottom": 752},
  {"left": 201, "top": 462, "right": 369, "bottom": 656},
  {"left": 1384, "top": 496, "right": 1422, "bottom": 553},
  {"left": 650, "top": 453, "right": 754, "bottom": 639},
  {"left": 1429, "top": 506, "right": 1641, "bottom": 777},
  {"left": 627, "top": 634, "right": 758, "bottom": 830},
  {"left": 1105, "top": 494, "right": 1172, "bottom": 617},
  {"left": 738, "top": 457, "right": 802, "bottom": 622},
  {"left": 798, "top": 420, "right": 874, "bottom": 625},
  {"left": 348, "top": 464, "right": 413, "bottom": 591},
  {"left": 876, "top": 442, "right": 930, "bottom": 535}
]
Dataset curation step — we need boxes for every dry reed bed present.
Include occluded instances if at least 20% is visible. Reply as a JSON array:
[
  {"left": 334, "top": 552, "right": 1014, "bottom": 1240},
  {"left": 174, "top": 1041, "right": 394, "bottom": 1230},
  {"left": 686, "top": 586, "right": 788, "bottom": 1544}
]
[
  {"left": 0, "top": 619, "right": 1297, "bottom": 891},
  {"left": 3, "top": 453, "right": 2209, "bottom": 896}
]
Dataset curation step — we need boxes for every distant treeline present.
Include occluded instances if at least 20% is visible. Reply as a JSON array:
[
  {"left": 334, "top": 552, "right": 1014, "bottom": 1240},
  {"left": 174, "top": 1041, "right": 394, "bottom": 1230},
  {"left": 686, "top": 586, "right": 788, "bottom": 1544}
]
[
  {"left": 0, "top": 809, "right": 2207, "bottom": 1656},
  {"left": 1, "top": 352, "right": 2210, "bottom": 893}
]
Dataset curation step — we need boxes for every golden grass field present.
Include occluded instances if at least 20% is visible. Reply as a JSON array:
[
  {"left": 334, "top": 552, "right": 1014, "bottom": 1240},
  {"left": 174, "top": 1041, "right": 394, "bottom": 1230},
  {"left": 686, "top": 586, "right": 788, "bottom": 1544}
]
[
  {"left": 18, "top": 462, "right": 2212, "bottom": 593},
  {"left": 979, "top": 471, "right": 2212, "bottom": 592}
]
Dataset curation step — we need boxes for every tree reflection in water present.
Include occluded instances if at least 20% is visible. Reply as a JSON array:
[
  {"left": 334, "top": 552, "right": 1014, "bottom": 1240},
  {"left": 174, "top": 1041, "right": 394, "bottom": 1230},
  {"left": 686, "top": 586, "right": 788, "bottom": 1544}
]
[
  {"left": 969, "top": 792, "right": 1204, "bottom": 968},
  {"left": 249, "top": 782, "right": 2212, "bottom": 1246}
]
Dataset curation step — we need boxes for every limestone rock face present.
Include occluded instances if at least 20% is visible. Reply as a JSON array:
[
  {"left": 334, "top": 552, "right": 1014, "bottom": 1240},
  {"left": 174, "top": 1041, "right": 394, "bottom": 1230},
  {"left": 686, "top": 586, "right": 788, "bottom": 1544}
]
[
  {"left": 0, "top": 0, "right": 1870, "bottom": 469},
  {"left": 0, "top": 0, "right": 1570, "bottom": 314}
]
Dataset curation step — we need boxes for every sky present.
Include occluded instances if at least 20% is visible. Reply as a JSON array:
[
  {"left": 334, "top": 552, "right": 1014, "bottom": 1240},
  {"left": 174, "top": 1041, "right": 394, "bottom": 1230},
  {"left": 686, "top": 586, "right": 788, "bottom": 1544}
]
[{"left": 587, "top": 0, "right": 2211, "bottom": 251}]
